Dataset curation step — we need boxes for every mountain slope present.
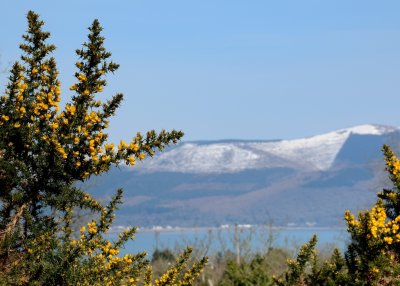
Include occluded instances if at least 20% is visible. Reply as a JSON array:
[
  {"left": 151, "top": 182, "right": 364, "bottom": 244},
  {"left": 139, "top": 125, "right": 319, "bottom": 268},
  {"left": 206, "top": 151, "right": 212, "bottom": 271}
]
[
  {"left": 87, "top": 124, "right": 399, "bottom": 227},
  {"left": 133, "top": 124, "right": 397, "bottom": 173}
]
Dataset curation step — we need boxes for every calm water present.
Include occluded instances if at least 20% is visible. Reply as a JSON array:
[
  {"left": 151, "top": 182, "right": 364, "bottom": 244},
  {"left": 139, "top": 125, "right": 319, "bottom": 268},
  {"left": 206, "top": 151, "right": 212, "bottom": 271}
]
[{"left": 111, "top": 226, "right": 349, "bottom": 256}]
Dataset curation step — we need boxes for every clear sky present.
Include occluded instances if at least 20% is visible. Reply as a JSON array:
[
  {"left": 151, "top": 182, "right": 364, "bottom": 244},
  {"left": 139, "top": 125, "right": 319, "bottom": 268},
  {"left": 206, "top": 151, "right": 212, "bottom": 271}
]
[{"left": 1, "top": 1, "right": 400, "bottom": 142}]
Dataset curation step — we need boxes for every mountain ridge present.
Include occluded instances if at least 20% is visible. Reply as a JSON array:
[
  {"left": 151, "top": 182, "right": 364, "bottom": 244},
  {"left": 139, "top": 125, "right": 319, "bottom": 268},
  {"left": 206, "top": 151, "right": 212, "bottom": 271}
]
[
  {"left": 127, "top": 124, "right": 399, "bottom": 174},
  {"left": 87, "top": 124, "right": 400, "bottom": 227}
]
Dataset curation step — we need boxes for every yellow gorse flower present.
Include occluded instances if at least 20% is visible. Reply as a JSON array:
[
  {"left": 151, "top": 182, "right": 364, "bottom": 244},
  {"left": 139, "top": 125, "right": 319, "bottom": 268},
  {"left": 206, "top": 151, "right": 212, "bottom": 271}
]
[
  {"left": 127, "top": 157, "right": 136, "bottom": 166},
  {"left": 129, "top": 143, "right": 139, "bottom": 152},
  {"left": 384, "top": 237, "right": 393, "bottom": 244},
  {"left": 369, "top": 203, "right": 386, "bottom": 238},
  {"left": 118, "top": 140, "right": 128, "bottom": 151},
  {"left": 65, "top": 104, "right": 76, "bottom": 115},
  {"left": 88, "top": 221, "right": 97, "bottom": 234},
  {"left": 78, "top": 74, "right": 87, "bottom": 81},
  {"left": 104, "top": 143, "right": 114, "bottom": 152}
]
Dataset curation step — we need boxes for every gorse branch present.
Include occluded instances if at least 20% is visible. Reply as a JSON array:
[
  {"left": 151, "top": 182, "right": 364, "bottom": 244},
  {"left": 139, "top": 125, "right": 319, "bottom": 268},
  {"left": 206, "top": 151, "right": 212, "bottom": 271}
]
[{"left": 0, "top": 10, "right": 205, "bottom": 285}]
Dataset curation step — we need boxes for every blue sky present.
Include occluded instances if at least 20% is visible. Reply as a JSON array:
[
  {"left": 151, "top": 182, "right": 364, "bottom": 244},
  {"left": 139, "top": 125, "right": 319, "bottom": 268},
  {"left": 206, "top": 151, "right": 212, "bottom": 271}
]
[{"left": 1, "top": 1, "right": 400, "bottom": 142}]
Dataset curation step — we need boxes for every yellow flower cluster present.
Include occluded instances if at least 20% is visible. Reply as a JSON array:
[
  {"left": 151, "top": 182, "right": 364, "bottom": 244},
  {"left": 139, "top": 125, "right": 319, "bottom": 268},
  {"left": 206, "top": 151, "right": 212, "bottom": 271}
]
[
  {"left": 1, "top": 66, "right": 60, "bottom": 132},
  {"left": 47, "top": 136, "right": 68, "bottom": 159},
  {"left": 67, "top": 229, "right": 140, "bottom": 286},
  {"left": 101, "top": 241, "right": 119, "bottom": 257},
  {"left": 118, "top": 140, "right": 128, "bottom": 151},
  {"left": 1, "top": 115, "right": 9, "bottom": 122},
  {"left": 346, "top": 204, "right": 386, "bottom": 239},
  {"left": 369, "top": 203, "right": 387, "bottom": 238},
  {"left": 65, "top": 104, "right": 76, "bottom": 115},
  {"left": 32, "top": 82, "right": 61, "bottom": 119},
  {"left": 115, "top": 139, "right": 147, "bottom": 166},
  {"left": 130, "top": 142, "right": 139, "bottom": 152},
  {"left": 69, "top": 77, "right": 92, "bottom": 96},
  {"left": 344, "top": 210, "right": 359, "bottom": 229},
  {"left": 85, "top": 111, "right": 101, "bottom": 125},
  {"left": 82, "top": 193, "right": 103, "bottom": 210},
  {"left": 32, "top": 92, "right": 151, "bottom": 174},
  {"left": 104, "top": 143, "right": 114, "bottom": 152},
  {"left": 385, "top": 151, "right": 400, "bottom": 176},
  {"left": 0, "top": 73, "right": 26, "bottom": 126},
  {"left": 78, "top": 74, "right": 87, "bottom": 82},
  {"left": 371, "top": 267, "right": 380, "bottom": 273},
  {"left": 87, "top": 221, "right": 97, "bottom": 235},
  {"left": 345, "top": 201, "right": 400, "bottom": 246},
  {"left": 382, "top": 215, "right": 400, "bottom": 244},
  {"left": 155, "top": 268, "right": 178, "bottom": 286},
  {"left": 127, "top": 156, "right": 136, "bottom": 166},
  {"left": 179, "top": 265, "right": 205, "bottom": 286},
  {"left": 52, "top": 106, "right": 115, "bottom": 172}
]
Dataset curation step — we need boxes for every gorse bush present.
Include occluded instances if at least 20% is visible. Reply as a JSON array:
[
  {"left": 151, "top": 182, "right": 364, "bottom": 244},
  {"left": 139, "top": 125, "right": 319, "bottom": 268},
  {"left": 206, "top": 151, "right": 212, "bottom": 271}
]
[
  {"left": 270, "top": 145, "right": 400, "bottom": 286},
  {"left": 0, "top": 11, "right": 206, "bottom": 285}
]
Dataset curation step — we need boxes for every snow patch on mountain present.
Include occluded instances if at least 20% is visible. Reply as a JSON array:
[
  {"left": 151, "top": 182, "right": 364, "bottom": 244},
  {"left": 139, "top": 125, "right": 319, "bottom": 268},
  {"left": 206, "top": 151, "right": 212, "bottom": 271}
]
[
  {"left": 137, "top": 143, "right": 261, "bottom": 173},
  {"left": 250, "top": 124, "right": 396, "bottom": 170},
  {"left": 133, "top": 124, "right": 397, "bottom": 174},
  {"left": 249, "top": 132, "right": 347, "bottom": 170},
  {"left": 346, "top": 124, "right": 397, "bottom": 135}
]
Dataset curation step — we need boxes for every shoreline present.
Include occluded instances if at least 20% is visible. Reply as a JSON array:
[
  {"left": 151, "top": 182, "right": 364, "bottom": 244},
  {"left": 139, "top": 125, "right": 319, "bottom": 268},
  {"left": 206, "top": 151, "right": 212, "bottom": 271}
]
[{"left": 109, "top": 225, "right": 347, "bottom": 234}]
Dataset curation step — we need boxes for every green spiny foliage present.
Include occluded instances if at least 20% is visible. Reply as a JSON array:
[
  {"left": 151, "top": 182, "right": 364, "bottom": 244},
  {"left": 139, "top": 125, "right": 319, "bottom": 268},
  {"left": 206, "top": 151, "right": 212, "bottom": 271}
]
[
  {"left": 273, "top": 235, "right": 317, "bottom": 286},
  {"left": 218, "top": 254, "right": 270, "bottom": 286},
  {"left": 378, "top": 144, "right": 400, "bottom": 220}
]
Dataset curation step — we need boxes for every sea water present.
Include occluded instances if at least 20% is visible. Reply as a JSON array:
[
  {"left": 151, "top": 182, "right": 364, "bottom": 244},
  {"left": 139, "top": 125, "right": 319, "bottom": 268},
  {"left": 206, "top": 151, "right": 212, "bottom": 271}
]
[{"left": 110, "top": 226, "right": 349, "bottom": 256}]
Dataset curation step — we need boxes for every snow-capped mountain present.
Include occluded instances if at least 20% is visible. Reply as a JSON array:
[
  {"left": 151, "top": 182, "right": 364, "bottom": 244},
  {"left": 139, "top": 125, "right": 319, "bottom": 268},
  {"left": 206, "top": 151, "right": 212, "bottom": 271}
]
[
  {"left": 133, "top": 124, "right": 398, "bottom": 173},
  {"left": 89, "top": 124, "right": 400, "bottom": 227}
]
